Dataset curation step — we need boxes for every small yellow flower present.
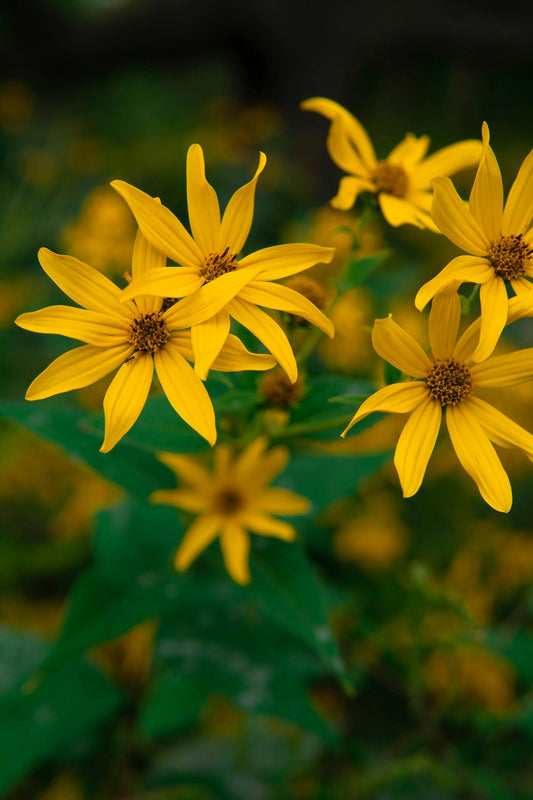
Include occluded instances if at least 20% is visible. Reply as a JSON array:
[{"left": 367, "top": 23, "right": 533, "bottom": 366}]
[
  {"left": 152, "top": 437, "right": 310, "bottom": 585},
  {"left": 342, "top": 292, "right": 533, "bottom": 512},
  {"left": 16, "top": 233, "right": 276, "bottom": 452},
  {"left": 417, "top": 123, "right": 533, "bottom": 361},
  {"left": 112, "top": 144, "right": 335, "bottom": 381},
  {"left": 301, "top": 97, "right": 482, "bottom": 230}
]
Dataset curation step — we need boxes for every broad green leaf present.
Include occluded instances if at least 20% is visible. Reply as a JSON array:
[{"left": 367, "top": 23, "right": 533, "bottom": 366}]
[
  {"left": 0, "top": 627, "right": 47, "bottom": 698},
  {"left": 140, "top": 674, "right": 208, "bottom": 738}
]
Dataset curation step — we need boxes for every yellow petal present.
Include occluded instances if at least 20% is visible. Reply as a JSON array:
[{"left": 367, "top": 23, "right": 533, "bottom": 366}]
[
  {"left": 15, "top": 305, "right": 128, "bottom": 347},
  {"left": 226, "top": 298, "right": 298, "bottom": 383},
  {"left": 378, "top": 193, "right": 429, "bottom": 229},
  {"left": 121, "top": 266, "right": 203, "bottom": 302},
  {"left": 468, "top": 122, "right": 503, "bottom": 241},
  {"left": 233, "top": 436, "right": 270, "bottom": 479},
  {"left": 25, "top": 344, "right": 131, "bottom": 401},
  {"left": 431, "top": 177, "right": 490, "bottom": 254},
  {"left": 331, "top": 176, "right": 374, "bottom": 210},
  {"left": 387, "top": 133, "right": 430, "bottom": 169},
  {"left": 217, "top": 152, "right": 266, "bottom": 254},
  {"left": 238, "top": 280, "right": 334, "bottom": 338},
  {"left": 157, "top": 451, "right": 211, "bottom": 489},
  {"left": 186, "top": 144, "right": 221, "bottom": 255},
  {"left": 131, "top": 227, "right": 165, "bottom": 314},
  {"left": 467, "top": 397, "right": 533, "bottom": 460},
  {"left": 241, "top": 511, "right": 297, "bottom": 541},
  {"left": 111, "top": 180, "right": 204, "bottom": 268},
  {"left": 415, "top": 255, "right": 493, "bottom": 311},
  {"left": 473, "top": 276, "right": 509, "bottom": 362},
  {"left": 453, "top": 316, "right": 482, "bottom": 363},
  {"left": 150, "top": 488, "right": 208, "bottom": 513},
  {"left": 252, "top": 447, "right": 290, "bottom": 487},
  {"left": 191, "top": 310, "right": 231, "bottom": 379},
  {"left": 501, "top": 146, "right": 533, "bottom": 235},
  {"left": 394, "top": 397, "right": 442, "bottom": 497},
  {"left": 211, "top": 334, "right": 277, "bottom": 372},
  {"left": 154, "top": 341, "right": 217, "bottom": 445},
  {"left": 239, "top": 243, "right": 335, "bottom": 281},
  {"left": 428, "top": 289, "right": 462, "bottom": 358},
  {"left": 300, "top": 97, "right": 377, "bottom": 170},
  {"left": 470, "top": 347, "right": 533, "bottom": 387},
  {"left": 220, "top": 524, "right": 251, "bottom": 585},
  {"left": 507, "top": 291, "right": 533, "bottom": 324},
  {"left": 412, "top": 139, "right": 483, "bottom": 188},
  {"left": 326, "top": 115, "right": 369, "bottom": 177},
  {"left": 511, "top": 277, "right": 533, "bottom": 294},
  {"left": 100, "top": 353, "right": 153, "bottom": 452},
  {"left": 446, "top": 403, "right": 512, "bottom": 512},
  {"left": 174, "top": 515, "right": 220, "bottom": 571},
  {"left": 372, "top": 315, "right": 432, "bottom": 378},
  {"left": 256, "top": 487, "right": 310, "bottom": 516},
  {"left": 341, "top": 382, "right": 429, "bottom": 437}
]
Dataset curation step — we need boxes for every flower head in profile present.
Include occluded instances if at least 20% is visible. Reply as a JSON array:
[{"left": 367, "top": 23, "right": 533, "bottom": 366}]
[
  {"left": 152, "top": 437, "right": 310, "bottom": 584},
  {"left": 111, "top": 144, "right": 335, "bottom": 382},
  {"left": 416, "top": 123, "right": 533, "bottom": 361},
  {"left": 15, "top": 233, "right": 276, "bottom": 452},
  {"left": 301, "top": 97, "right": 482, "bottom": 230},
  {"left": 342, "top": 292, "right": 533, "bottom": 512}
]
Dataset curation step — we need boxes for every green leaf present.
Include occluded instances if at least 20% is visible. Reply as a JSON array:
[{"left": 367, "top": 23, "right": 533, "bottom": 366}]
[
  {"left": 140, "top": 674, "right": 207, "bottom": 738},
  {"left": 383, "top": 360, "right": 404, "bottom": 385},
  {"left": 337, "top": 250, "right": 391, "bottom": 291},
  {"left": 0, "top": 626, "right": 47, "bottom": 698}
]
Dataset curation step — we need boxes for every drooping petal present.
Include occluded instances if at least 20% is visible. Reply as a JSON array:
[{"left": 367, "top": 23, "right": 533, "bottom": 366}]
[
  {"left": 256, "top": 487, "right": 311, "bottom": 515},
  {"left": 467, "top": 397, "right": 533, "bottom": 460},
  {"left": 331, "top": 175, "right": 374, "bottom": 209},
  {"left": 431, "top": 177, "right": 491, "bottom": 254},
  {"left": 415, "top": 255, "right": 493, "bottom": 311},
  {"left": 428, "top": 288, "right": 462, "bottom": 358},
  {"left": 470, "top": 347, "right": 533, "bottom": 387},
  {"left": 186, "top": 143, "right": 221, "bottom": 255},
  {"left": 121, "top": 266, "right": 204, "bottom": 302},
  {"left": 174, "top": 515, "right": 221, "bottom": 571},
  {"left": 326, "top": 115, "right": 369, "bottom": 177},
  {"left": 300, "top": 97, "right": 377, "bottom": 170},
  {"left": 501, "top": 146, "right": 533, "bottom": 235},
  {"left": 25, "top": 344, "right": 131, "bottom": 401},
  {"left": 412, "top": 139, "right": 483, "bottom": 188},
  {"left": 240, "top": 511, "right": 297, "bottom": 541},
  {"left": 394, "top": 397, "right": 442, "bottom": 497},
  {"left": 157, "top": 451, "right": 211, "bottom": 489},
  {"left": 238, "top": 280, "right": 334, "bottom": 338},
  {"left": 372, "top": 315, "right": 432, "bottom": 378},
  {"left": 468, "top": 122, "right": 503, "bottom": 241},
  {"left": 341, "top": 381, "right": 429, "bottom": 437},
  {"left": 387, "top": 133, "right": 430, "bottom": 169},
  {"left": 226, "top": 298, "right": 298, "bottom": 383},
  {"left": 239, "top": 243, "right": 335, "bottom": 281},
  {"left": 453, "top": 315, "right": 481, "bottom": 364},
  {"left": 191, "top": 310, "right": 231, "bottom": 379},
  {"left": 220, "top": 524, "right": 251, "bottom": 585},
  {"left": 217, "top": 153, "right": 266, "bottom": 254},
  {"left": 446, "top": 403, "right": 512, "bottom": 512},
  {"left": 378, "top": 193, "right": 429, "bottom": 229},
  {"left": 131, "top": 227, "right": 166, "bottom": 314},
  {"left": 150, "top": 488, "right": 208, "bottom": 513},
  {"left": 154, "top": 340, "right": 217, "bottom": 445},
  {"left": 100, "top": 353, "right": 153, "bottom": 452},
  {"left": 473, "top": 276, "right": 509, "bottom": 361},
  {"left": 111, "top": 180, "right": 204, "bottom": 268},
  {"left": 15, "top": 305, "right": 128, "bottom": 347}
]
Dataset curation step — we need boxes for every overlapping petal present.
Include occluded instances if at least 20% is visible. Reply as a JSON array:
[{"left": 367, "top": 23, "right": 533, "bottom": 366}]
[
  {"left": 474, "top": 276, "right": 509, "bottom": 362},
  {"left": 239, "top": 243, "right": 334, "bottom": 281},
  {"left": 372, "top": 315, "right": 432, "bottom": 378},
  {"left": 394, "top": 397, "right": 442, "bottom": 498},
  {"left": 121, "top": 266, "right": 203, "bottom": 302},
  {"left": 341, "top": 382, "right": 429, "bottom": 437},
  {"left": 470, "top": 348, "right": 533, "bottom": 387},
  {"left": 217, "top": 153, "right": 266, "bottom": 254},
  {"left": 428, "top": 289, "right": 461, "bottom": 359},
  {"left": 100, "top": 353, "right": 154, "bottom": 453},
  {"left": 468, "top": 122, "right": 503, "bottom": 241},
  {"left": 190, "top": 310, "right": 231, "bottom": 379},
  {"left": 238, "top": 280, "right": 334, "bottom": 338},
  {"left": 415, "top": 255, "right": 493, "bottom": 311},
  {"left": 467, "top": 397, "right": 533, "bottom": 459},
  {"left": 431, "top": 178, "right": 490, "bottom": 254}
]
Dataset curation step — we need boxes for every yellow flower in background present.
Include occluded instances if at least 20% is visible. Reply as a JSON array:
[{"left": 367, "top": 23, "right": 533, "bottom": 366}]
[
  {"left": 333, "top": 492, "right": 408, "bottom": 570},
  {"left": 152, "top": 437, "right": 310, "bottom": 585},
  {"left": 301, "top": 97, "right": 482, "bottom": 230},
  {"left": 15, "top": 233, "right": 276, "bottom": 452},
  {"left": 342, "top": 291, "right": 533, "bottom": 512},
  {"left": 112, "top": 144, "right": 335, "bottom": 381},
  {"left": 417, "top": 123, "right": 533, "bottom": 361}
]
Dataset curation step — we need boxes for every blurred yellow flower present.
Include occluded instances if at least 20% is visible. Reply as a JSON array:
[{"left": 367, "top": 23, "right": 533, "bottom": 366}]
[
  {"left": 152, "top": 437, "right": 310, "bottom": 585},
  {"left": 301, "top": 97, "right": 481, "bottom": 230},
  {"left": 334, "top": 492, "right": 408, "bottom": 569},
  {"left": 320, "top": 287, "right": 373, "bottom": 373}
]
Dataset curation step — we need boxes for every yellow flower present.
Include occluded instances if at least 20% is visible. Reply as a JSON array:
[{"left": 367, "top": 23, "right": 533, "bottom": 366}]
[
  {"left": 112, "top": 144, "right": 335, "bottom": 381},
  {"left": 15, "top": 233, "right": 276, "bottom": 452},
  {"left": 342, "top": 291, "right": 533, "bottom": 512},
  {"left": 301, "top": 97, "right": 482, "bottom": 230},
  {"left": 151, "top": 437, "right": 310, "bottom": 585},
  {"left": 417, "top": 123, "right": 533, "bottom": 361}
]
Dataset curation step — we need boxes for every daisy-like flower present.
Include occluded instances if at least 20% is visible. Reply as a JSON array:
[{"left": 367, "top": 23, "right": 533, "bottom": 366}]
[
  {"left": 152, "top": 437, "right": 310, "bottom": 585},
  {"left": 301, "top": 97, "right": 482, "bottom": 230},
  {"left": 416, "top": 123, "right": 533, "bottom": 361},
  {"left": 15, "top": 233, "right": 276, "bottom": 452},
  {"left": 341, "top": 291, "right": 533, "bottom": 512},
  {"left": 111, "top": 144, "right": 335, "bottom": 382}
]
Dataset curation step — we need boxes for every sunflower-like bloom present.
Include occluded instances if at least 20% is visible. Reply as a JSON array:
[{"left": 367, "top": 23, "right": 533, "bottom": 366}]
[
  {"left": 301, "top": 97, "right": 482, "bottom": 230},
  {"left": 15, "top": 234, "right": 276, "bottom": 452},
  {"left": 416, "top": 123, "right": 533, "bottom": 361},
  {"left": 342, "top": 292, "right": 533, "bottom": 512},
  {"left": 152, "top": 437, "right": 310, "bottom": 584},
  {"left": 111, "top": 144, "right": 335, "bottom": 382}
]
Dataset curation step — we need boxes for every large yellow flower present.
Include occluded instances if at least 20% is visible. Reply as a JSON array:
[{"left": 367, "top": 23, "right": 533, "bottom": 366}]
[
  {"left": 152, "top": 437, "right": 310, "bottom": 585},
  {"left": 301, "top": 97, "right": 482, "bottom": 230},
  {"left": 342, "top": 292, "right": 533, "bottom": 512},
  {"left": 111, "top": 144, "right": 335, "bottom": 382},
  {"left": 416, "top": 123, "right": 533, "bottom": 361},
  {"left": 15, "top": 233, "right": 276, "bottom": 452}
]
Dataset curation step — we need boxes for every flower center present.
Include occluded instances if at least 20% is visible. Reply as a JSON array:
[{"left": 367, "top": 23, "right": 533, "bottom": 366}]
[
  {"left": 488, "top": 234, "right": 532, "bottom": 281},
  {"left": 213, "top": 487, "right": 244, "bottom": 516},
  {"left": 202, "top": 247, "right": 238, "bottom": 282},
  {"left": 372, "top": 161, "right": 409, "bottom": 197},
  {"left": 260, "top": 371, "right": 303, "bottom": 407},
  {"left": 128, "top": 311, "right": 170, "bottom": 354},
  {"left": 425, "top": 358, "right": 473, "bottom": 406}
]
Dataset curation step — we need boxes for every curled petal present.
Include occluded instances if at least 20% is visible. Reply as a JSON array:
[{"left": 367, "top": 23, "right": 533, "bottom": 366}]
[
  {"left": 217, "top": 153, "right": 266, "bottom": 255},
  {"left": 372, "top": 315, "right": 432, "bottom": 378},
  {"left": 331, "top": 176, "right": 374, "bottom": 210},
  {"left": 467, "top": 397, "right": 533, "bottom": 460},
  {"left": 394, "top": 397, "right": 442, "bottom": 497},
  {"left": 326, "top": 115, "right": 369, "bottom": 177},
  {"left": 100, "top": 354, "right": 153, "bottom": 453},
  {"left": 191, "top": 310, "right": 231, "bottom": 379},
  {"left": 415, "top": 255, "right": 493, "bottom": 311},
  {"left": 211, "top": 334, "right": 277, "bottom": 372},
  {"left": 341, "top": 381, "right": 429, "bottom": 437},
  {"left": 301, "top": 97, "right": 377, "bottom": 170},
  {"left": 431, "top": 177, "right": 490, "bottom": 254}
]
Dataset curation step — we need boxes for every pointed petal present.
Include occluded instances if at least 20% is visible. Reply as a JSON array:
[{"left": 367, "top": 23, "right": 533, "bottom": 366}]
[
  {"left": 415, "top": 255, "right": 493, "bottom": 311},
  {"left": 341, "top": 381, "right": 429, "bottom": 437},
  {"left": 215, "top": 334, "right": 278, "bottom": 371},
  {"left": 412, "top": 139, "right": 483, "bottom": 188},
  {"left": 326, "top": 115, "right": 370, "bottom": 177},
  {"left": 446, "top": 403, "right": 512, "bottom": 512},
  {"left": 154, "top": 341, "right": 217, "bottom": 445},
  {"left": 100, "top": 353, "right": 153, "bottom": 452},
  {"left": 191, "top": 310, "right": 231, "bottom": 379},
  {"left": 25, "top": 344, "right": 131, "bottom": 401},
  {"left": 131, "top": 227, "right": 166, "bottom": 313},
  {"left": 157, "top": 452, "right": 211, "bottom": 489},
  {"left": 234, "top": 442, "right": 289, "bottom": 488},
  {"left": 111, "top": 180, "right": 204, "bottom": 267},
  {"left": 502, "top": 146, "right": 533, "bottom": 235},
  {"left": 473, "top": 276, "right": 509, "bottom": 362},
  {"left": 453, "top": 316, "right": 482, "bottom": 363},
  {"left": 239, "top": 243, "right": 335, "bottom": 281},
  {"left": 468, "top": 122, "right": 503, "bottom": 241},
  {"left": 431, "top": 177, "right": 490, "bottom": 254},
  {"left": 238, "top": 280, "right": 334, "bottom": 338},
  {"left": 217, "top": 153, "right": 266, "bottom": 254},
  {"left": 186, "top": 143, "right": 221, "bottom": 255},
  {"left": 150, "top": 488, "right": 208, "bottom": 513},
  {"left": 387, "top": 133, "right": 430, "bottom": 168},
  {"left": 378, "top": 193, "right": 429, "bottom": 229},
  {"left": 226, "top": 298, "right": 298, "bottom": 383},
  {"left": 174, "top": 515, "right": 220, "bottom": 571},
  {"left": 240, "top": 511, "right": 297, "bottom": 541},
  {"left": 121, "top": 266, "right": 203, "bottom": 302},
  {"left": 220, "top": 524, "right": 251, "bottom": 585},
  {"left": 428, "top": 288, "right": 462, "bottom": 358},
  {"left": 233, "top": 436, "right": 270, "bottom": 479},
  {"left": 471, "top": 347, "right": 533, "bottom": 387},
  {"left": 331, "top": 175, "right": 374, "bottom": 209},
  {"left": 300, "top": 97, "right": 377, "bottom": 170},
  {"left": 467, "top": 397, "right": 533, "bottom": 459},
  {"left": 15, "top": 305, "right": 128, "bottom": 346},
  {"left": 256, "top": 487, "right": 310, "bottom": 516},
  {"left": 372, "top": 315, "right": 432, "bottom": 378},
  {"left": 394, "top": 397, "right": 441, "bottom": 497}
]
